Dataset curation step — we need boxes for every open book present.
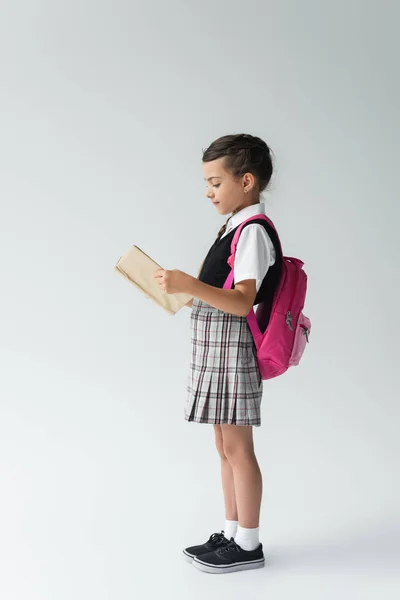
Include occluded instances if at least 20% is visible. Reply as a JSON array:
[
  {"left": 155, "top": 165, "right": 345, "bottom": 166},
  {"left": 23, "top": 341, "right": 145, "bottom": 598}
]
[{"left": 115, "top": 245, "right": 193, "bottom": 315}]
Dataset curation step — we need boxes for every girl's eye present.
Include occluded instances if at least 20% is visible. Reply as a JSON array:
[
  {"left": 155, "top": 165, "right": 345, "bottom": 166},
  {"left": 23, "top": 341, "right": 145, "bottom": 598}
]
[{"left": 213, "top": 184, "right": 221, "bottom": 188}]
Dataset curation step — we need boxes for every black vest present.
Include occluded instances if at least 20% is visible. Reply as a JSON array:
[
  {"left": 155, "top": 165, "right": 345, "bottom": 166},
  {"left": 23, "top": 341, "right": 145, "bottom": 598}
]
[{"left": 198, "top": 218, "right": 283, "bottom": 330}]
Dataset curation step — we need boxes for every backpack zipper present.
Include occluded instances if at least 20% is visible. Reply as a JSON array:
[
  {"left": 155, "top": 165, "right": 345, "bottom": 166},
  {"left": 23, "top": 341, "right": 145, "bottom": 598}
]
[
  {"left": 285, "top": 311, "right": 293, "bottom": 330},
  {"left": 300, "top": 324, "right": 310, "bottom": 343},
  {"left": 285, "top": 261, "right": 301, "bottom": 331}
]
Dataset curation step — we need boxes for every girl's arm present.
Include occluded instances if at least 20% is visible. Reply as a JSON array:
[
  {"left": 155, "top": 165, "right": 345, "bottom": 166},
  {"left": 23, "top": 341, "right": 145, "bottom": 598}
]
[{"left": 187, "top": 277, "right": 257, "bottom": 317}]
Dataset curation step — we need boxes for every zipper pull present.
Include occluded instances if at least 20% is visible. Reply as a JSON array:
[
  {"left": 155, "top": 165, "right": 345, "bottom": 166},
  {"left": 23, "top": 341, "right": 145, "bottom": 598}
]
[
  {"left": 286, "top": 311, "right": 293, "bottom": 331},
  {"left": 302, "top": 326, "right": 309, "bottom": 343}
]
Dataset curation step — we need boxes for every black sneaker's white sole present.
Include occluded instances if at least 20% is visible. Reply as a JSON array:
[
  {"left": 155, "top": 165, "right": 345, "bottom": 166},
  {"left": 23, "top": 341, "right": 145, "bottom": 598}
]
[
  {"left": 182, "top": 550, "right": 196, "bottom": 562},
  {"left": 192, "top": 556, "right": 265, "bottom": 574}
]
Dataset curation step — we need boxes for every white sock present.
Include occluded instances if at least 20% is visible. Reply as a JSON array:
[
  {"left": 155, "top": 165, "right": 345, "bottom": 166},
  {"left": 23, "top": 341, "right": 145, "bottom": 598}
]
[
  {"left": 224, "top": 519, "right": 238, "bottom": 540},
  {"left": 234, "top": 525, "right": 260, "bottom": 551}
]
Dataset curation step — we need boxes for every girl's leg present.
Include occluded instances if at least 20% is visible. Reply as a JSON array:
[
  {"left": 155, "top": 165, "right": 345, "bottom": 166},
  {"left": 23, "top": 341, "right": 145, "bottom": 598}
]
[
  {"left": 220, "top": 424, "right": 262, "bottom": 528},
  {"left": 213, "top": 424, "right": 238, "bottom": 521}
]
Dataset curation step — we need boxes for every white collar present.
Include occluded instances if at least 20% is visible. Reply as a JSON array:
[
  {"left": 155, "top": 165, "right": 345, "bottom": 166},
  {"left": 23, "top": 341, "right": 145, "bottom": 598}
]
[{"left": 225, "top": 202, "right": 266, "bottom": 235}]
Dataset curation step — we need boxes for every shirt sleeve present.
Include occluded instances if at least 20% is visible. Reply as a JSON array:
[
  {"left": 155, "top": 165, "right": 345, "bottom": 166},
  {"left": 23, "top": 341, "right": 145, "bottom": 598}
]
[{"left": 233, "top": 224, "right": 276, "bottom": 292}]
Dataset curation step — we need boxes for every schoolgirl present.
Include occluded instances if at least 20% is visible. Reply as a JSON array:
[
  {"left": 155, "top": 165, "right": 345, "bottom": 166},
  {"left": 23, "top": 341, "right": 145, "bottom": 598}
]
[{"left": 154, "top": 133, "right": 282, "bottom": 574}]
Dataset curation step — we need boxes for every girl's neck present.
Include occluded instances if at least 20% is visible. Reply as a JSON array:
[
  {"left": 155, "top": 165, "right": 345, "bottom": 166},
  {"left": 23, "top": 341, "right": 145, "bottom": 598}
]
[{"left": 232, "top": 199, "right": 260, "bottom": 216}]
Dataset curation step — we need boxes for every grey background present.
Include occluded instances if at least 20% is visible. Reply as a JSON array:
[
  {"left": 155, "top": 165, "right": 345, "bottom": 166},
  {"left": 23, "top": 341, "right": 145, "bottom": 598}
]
[{"left": 1, "top": 1, "right": 399, "bottom": 598}]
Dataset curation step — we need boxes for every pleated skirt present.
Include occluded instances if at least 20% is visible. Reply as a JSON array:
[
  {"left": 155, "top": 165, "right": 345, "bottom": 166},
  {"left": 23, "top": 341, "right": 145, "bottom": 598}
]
[{"left": 184, "top": 297, "right": 263, "bottom": 427}]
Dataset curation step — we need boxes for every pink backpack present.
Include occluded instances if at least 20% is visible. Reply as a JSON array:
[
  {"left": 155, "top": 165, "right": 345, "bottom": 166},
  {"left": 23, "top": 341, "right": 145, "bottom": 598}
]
[{"left": 223, "top": 214, "right": 311, "bottom": 380}]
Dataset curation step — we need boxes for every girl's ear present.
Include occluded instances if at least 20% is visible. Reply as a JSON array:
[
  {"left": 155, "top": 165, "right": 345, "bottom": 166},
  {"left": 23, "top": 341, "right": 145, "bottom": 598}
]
[{"left": 242, "top": 172, "right": 256, "bottom": 192}]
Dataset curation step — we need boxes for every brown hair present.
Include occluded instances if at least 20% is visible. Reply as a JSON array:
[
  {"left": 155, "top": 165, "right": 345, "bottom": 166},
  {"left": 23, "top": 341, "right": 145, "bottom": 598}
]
[{"left": 203, "top": 133, "right": 274, "bottom": 194}]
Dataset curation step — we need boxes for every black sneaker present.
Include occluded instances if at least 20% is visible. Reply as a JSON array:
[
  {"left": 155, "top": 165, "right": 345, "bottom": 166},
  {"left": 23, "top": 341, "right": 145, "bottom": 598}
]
[
  {"left": 182, "top": 530, "right": 230, "bottom": 562},
  {"left": 192, "top": 537, "right": 265, "bottom": 574}
]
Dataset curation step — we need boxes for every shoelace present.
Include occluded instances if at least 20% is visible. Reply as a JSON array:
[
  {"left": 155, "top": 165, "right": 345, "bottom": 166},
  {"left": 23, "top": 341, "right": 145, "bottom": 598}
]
[
  {"left": 216, "top": 538, "right": 241, "bottom": 555},
  {"left": 208, "top": 531, "right": 227, "bottom": 547}
]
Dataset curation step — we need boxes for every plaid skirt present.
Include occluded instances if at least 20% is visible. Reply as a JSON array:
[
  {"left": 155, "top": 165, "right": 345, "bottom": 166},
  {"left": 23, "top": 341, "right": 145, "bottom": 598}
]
[{"left": 184, "top": 297, "right": 263, "bottom": 427}]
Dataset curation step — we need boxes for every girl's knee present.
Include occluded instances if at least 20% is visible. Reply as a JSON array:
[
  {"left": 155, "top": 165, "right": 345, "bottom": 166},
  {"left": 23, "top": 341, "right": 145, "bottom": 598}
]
[
  {"left": 223, "top": 442, "right": 255, "bottom": 464},
  {"left": 220, "top": 424, "right": 254, "bottom": 463},
  {"left": 213, "top": 425, "right": 227, "bottom": 459}
]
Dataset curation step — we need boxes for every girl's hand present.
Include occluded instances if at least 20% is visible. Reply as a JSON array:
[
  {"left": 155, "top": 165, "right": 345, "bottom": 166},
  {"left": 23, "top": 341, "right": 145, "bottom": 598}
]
[{"left": 153, "top": 269, "right": 192, "bottom": 295}]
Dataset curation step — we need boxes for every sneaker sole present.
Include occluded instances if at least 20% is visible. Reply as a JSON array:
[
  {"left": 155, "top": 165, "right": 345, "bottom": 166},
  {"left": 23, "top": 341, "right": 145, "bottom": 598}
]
[
  {"left": 182, "top": 550, "right": 196, "bottom": 562},
  {"left": 192, "top": 557, "right": 265, "bottom": 574}
]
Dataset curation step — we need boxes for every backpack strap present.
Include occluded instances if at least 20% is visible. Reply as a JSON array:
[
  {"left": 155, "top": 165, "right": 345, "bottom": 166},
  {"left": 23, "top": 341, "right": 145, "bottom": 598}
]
[
  {"left": 222, "top": 214, "right": 283, "bottom": 345},
  {"left": 223, "top": 214, "right": 283, "bottom": 290}
]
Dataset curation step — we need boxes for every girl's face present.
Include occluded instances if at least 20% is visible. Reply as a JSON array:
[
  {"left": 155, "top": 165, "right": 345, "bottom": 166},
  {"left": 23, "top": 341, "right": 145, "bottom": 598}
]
[{"left": 202, "top": 158, "right": 255, "bottom": 216}]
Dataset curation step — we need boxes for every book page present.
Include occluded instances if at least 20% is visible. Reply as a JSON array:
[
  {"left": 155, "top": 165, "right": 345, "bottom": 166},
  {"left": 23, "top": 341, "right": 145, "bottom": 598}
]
[{"left": 115, "top": 245, "right": 193, "bottom": 315}]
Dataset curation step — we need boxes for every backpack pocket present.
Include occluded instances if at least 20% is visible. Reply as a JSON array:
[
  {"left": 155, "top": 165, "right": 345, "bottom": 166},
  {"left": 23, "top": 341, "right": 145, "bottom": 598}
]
[{"left": 289, "top": 313, "right": 311, "bottom": 366}]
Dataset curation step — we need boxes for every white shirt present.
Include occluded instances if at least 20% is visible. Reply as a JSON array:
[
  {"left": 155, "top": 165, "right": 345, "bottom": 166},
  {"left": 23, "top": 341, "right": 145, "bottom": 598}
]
[{"left": 220, "top": 203, "right": 276, "bottom": 293}]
